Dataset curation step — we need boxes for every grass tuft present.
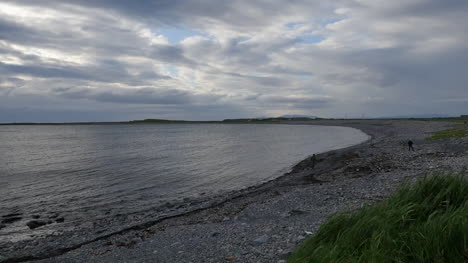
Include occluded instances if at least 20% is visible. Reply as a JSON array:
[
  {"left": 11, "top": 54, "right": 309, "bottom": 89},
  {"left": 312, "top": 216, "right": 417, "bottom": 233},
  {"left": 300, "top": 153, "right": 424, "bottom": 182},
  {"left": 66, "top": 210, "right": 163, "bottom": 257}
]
[{"left": 288, "top": 174, "right": 468, "bottom": 263}]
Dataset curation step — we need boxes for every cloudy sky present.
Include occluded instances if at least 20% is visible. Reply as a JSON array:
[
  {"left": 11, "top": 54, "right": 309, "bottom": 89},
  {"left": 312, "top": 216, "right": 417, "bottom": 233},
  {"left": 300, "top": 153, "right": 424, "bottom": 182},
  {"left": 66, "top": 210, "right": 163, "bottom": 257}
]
[{"left": 1, "top": 0, "right": 467, "bottom": 122}]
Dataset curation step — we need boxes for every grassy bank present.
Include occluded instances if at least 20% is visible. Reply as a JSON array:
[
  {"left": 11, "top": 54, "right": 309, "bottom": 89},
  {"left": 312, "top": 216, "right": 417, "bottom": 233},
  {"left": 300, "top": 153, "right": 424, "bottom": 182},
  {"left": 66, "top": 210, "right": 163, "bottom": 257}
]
[
  {"left": 288, "top": 174, "right": 468, "bottom": 263},
  {"left": 424, "top": 116, "right": 468, "bottom": 140},
  {"left": 426, "top": 127, "right": 468, "bottom": 140}
]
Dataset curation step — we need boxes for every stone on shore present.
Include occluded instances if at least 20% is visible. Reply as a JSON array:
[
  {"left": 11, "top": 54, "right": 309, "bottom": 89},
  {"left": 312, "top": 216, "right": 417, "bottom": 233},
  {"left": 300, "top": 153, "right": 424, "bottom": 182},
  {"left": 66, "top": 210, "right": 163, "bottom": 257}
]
[
  {"left": 1, "top": 217, "right": 22, "bottom": 224},
  {"left": 252, "top": 235, "right": 269, "bottom": 246},
  {"left": 26, "top": 220, "right": 47, "bottom": 230}
]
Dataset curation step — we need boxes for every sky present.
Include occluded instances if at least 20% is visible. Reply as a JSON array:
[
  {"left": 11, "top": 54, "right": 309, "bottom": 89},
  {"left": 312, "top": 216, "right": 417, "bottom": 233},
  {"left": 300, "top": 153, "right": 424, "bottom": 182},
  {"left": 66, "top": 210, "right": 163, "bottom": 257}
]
[{"left": 1, "top": 0, "right": 467, "bottom": 122}]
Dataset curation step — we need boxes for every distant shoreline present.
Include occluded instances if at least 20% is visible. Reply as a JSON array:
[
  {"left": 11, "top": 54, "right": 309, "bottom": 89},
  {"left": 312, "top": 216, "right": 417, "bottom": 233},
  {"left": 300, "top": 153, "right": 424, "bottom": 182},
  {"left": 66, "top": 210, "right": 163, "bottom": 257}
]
[
  {"left": 0, "top": 117, "right": 319, "bottom": 125},
  {"left": 0, "top": 116, "right": 466, "bottom": 125}
]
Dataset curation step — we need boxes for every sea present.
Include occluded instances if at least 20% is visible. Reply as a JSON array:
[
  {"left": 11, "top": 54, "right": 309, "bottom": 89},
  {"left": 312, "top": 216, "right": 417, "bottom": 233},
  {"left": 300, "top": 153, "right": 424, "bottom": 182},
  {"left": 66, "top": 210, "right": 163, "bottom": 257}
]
[{"left": 0, "top": 124, "right": 369, "bottom": 242}]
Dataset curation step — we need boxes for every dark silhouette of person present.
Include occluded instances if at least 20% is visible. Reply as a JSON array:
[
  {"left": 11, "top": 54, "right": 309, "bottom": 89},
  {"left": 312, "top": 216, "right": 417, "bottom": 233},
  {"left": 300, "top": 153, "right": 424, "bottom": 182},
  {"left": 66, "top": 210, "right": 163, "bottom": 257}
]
[
  {"left": 408, "top": 140, "right": 414, "bottom": 151},
  {"left": 311, "top": 154, "right": 317, "bottom": 167}
]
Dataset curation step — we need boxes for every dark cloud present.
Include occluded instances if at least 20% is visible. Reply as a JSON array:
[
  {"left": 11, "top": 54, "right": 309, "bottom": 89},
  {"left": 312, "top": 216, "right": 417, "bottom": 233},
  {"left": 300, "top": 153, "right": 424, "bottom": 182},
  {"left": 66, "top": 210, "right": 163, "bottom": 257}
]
[
  {"left": 341, "top": 45, "right": 468, "bottom": 99},
  {"left": 150, "top": 44, "right": 199, "bottom": 66},
  {"left": 0, "top": 62, "right": 90, "bottom": 79},
  {"left": 261, "top": 95, "right": 333, "bottom": 109},
  {"left": 52, "top": 86, "right": 221, "bottom": 106},
  {"left": 0, "top": 60, "right": 171, "bottom": 85},
  {"left": 225, "top": 72, "right": 289, "bottom": 87},
  {"left": 1, "top": 0, "right": 332, "bottom": 29},
  {"left": 395, "top": 0, "right": 468, "bottom": 17},
  {"left": 0, "top": 17, "right": 36, "bottom": 42}
]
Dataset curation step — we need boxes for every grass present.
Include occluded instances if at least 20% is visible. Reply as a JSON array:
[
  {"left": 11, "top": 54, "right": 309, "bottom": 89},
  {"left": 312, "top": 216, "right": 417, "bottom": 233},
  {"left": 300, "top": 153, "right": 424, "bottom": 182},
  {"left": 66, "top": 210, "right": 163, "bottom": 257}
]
[
  {"left": 288, "top": 174, "right": 468, "bottom": 263},
  {"left": 413, "top": 116, "right": 468, "bottom": 124},
  {"left": 426, "top": 126, "right": 468, "bottom": 140},
  {"left": 424, "top": 116, "right": 468, "bottom": 140}
]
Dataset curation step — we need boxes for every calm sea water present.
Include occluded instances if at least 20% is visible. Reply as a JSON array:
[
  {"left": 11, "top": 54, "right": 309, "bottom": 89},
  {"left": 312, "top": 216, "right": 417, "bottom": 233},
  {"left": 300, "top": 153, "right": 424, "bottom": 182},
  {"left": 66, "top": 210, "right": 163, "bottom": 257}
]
[{"left": 0, "top": 124, "right": 368, "bottom": 240}]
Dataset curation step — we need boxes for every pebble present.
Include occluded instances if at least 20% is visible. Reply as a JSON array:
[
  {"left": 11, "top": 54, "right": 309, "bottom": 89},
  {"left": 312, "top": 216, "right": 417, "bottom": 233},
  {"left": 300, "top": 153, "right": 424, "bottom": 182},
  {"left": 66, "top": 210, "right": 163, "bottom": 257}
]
[
  {"left": 296, "top": 235, "right": 305, "bottom": 241},
  {"left": 252, "top": 235, "right": 269, "bottom": 246}
]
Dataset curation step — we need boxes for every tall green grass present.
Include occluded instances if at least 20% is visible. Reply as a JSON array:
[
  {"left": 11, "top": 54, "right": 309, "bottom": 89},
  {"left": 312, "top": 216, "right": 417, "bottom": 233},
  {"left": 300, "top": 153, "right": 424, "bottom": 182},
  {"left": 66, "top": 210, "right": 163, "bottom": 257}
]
[{"left": 288, "top": 174, "right": 468, "bottom": 263}]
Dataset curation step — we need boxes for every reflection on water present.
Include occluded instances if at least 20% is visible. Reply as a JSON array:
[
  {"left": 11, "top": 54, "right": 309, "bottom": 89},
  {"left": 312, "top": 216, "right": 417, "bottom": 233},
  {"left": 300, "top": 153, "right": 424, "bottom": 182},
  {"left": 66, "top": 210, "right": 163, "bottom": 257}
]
[{"left": 0, "top": 124, "right": 368, "bottom": 239}]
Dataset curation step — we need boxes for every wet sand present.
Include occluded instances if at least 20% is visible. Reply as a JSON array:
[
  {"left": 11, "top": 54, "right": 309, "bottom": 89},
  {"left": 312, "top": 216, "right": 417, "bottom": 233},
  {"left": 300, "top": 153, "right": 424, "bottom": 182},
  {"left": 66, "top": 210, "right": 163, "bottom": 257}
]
[{"left": 2, "top": 120, "right": 467, "bottom": 263}]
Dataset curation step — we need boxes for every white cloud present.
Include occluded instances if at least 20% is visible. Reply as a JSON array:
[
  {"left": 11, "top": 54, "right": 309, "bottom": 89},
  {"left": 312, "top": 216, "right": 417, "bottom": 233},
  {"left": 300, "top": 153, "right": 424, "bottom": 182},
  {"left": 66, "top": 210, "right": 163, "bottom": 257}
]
[{"left": 0, "top": 0, "right": 467, "bottom": 122}]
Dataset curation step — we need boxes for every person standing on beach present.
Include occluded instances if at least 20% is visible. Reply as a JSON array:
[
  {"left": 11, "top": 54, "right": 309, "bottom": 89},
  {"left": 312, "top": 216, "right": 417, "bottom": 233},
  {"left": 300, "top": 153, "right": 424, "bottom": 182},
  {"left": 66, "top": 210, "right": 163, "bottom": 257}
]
[
  {"left": 408, "top": 140, "right": 414, "bottom": 151},
  {"left": 311, "top": 154, "right": 317, "bottom": 167}
]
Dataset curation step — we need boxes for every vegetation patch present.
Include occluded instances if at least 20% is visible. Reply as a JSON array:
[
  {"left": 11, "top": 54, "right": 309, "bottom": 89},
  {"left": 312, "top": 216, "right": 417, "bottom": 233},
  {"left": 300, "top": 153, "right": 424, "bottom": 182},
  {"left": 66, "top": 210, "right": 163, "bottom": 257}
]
[
  {"left": 414, "top": 116, "right": 468, "bottom": 123},
  {"left": 426, "top": 127, "right": 468, "bottom": 140},
  {"left": 288, "top": 174, "right": 468, "bottom": 263}
]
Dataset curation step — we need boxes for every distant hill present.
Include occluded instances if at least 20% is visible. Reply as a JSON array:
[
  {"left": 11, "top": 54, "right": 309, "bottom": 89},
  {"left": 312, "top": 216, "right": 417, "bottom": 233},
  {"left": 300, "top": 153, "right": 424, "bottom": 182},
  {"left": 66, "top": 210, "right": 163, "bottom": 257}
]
[
  {"left": 129, "top": 118, "right": 193, "bottom": 123},
  {"left": 278, "top": 114, "right": 318, "bottom": 119},
  {"left": 221, "top": 116, "right": 322, "bottom": 123}
]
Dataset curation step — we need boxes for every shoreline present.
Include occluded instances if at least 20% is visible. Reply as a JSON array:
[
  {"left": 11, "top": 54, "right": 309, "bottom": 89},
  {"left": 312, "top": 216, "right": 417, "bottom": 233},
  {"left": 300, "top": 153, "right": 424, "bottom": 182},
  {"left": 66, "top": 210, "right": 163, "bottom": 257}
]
[
  {"left": 2, "top": 120, "right": 467, "bottom": 263},
  {"left": 0, "top": 124, "right": 369, "bottom": 263}
]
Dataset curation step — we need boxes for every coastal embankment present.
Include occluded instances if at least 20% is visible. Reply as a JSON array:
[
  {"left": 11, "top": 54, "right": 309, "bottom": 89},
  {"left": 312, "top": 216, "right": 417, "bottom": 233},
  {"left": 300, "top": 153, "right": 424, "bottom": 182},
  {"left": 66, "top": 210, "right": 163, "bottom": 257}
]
[{"left": 2, "top": 120, "right": 467, "bottom": 263}]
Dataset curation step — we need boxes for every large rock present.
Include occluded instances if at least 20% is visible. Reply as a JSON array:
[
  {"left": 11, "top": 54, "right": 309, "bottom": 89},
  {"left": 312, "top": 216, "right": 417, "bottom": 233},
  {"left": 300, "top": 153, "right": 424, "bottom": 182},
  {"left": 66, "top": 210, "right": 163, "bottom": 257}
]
[
  {"left": 1, "top": 217, "right": 22, "bottom": 224},
  {"left": 26, "top": 220, "right": 47, "bottom": 229}
]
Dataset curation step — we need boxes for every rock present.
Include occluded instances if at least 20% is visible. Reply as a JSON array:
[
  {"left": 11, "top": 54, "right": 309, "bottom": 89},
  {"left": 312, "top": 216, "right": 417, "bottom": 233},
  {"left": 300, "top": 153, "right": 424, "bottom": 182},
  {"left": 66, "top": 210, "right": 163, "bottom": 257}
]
[
  {"left": 26, "top": 220, "right": 47, "bottom": 229},
  {"left": 211, "top": 232, "right": 220, "bottom": 237},
  {"left": 279, "top": 251, "right": 292, "bottom": 260},
  {"left": 252, "top": 235, "right": 269, "bottom": 246},
  {"left": 2, "top": 213, "right": 22, "bottom": 218},
  {"left": 0, "top": 224, "right": 6, "bottom": 230},
  {"left": 1, "top": 217, "right": 22, "bottom": 224},
  {"left": 31, "top": 215, "right": 40, "bottom": 219},
  {"left": 115, "top": 239, "right": 137, "bottom": 248},
  {"left": 288, "top": 209, "right": 308, "bottom": 216},
  {"left": 49, "top": 213, "right": 59, "bottom": 219},
  {"left": 55, "top": 217, "right": 65, "bottom": 223},
  {"left": 225, "top": 256, "right": 236, "bottom": 261},
  {"left": 296, "top": 235, "right": 306, "bottom": 242}
]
